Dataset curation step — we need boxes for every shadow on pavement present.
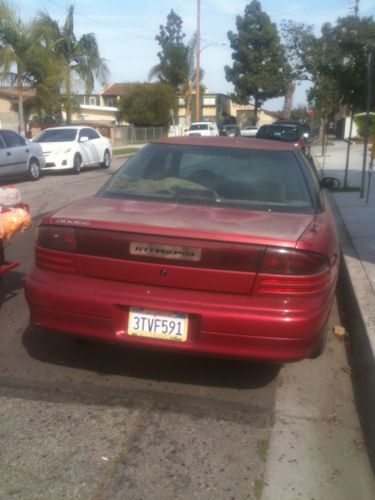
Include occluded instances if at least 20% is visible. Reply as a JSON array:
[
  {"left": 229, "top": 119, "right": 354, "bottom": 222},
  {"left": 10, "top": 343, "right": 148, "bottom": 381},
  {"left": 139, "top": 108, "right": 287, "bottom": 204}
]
[
  {"left": 22, "top": 324, "right": 280, "bottom": 391},
  {"left": 15, "top": 325, "right": 281, "bottom": 426},
  {"left": 0, "top": 270, "right": 26, "bottom": 306}
]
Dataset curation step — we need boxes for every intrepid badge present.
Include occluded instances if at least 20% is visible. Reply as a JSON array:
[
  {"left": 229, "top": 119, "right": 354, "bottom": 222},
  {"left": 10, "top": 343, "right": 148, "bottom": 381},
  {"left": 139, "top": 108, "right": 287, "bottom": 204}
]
[{"left": 130, "top": 242, "right": 201, "bottom": 262}]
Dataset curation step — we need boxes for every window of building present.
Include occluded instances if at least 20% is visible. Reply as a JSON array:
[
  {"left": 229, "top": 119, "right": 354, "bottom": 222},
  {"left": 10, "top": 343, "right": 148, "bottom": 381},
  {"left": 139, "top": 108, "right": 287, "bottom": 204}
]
[
  {"left": 203, "top": 97, "right": 216, "bottom": 106},
  {"left": 104, "top": 97, "right": 117, "bottom": 107}
]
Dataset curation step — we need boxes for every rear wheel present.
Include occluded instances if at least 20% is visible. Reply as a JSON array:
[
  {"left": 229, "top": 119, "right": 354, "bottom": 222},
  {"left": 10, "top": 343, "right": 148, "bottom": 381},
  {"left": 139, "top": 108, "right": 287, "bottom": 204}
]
[
  {"left": 73, "top": 154, "right": 82, "bottom": 175},
  {"left": 28, "top": 158, "right": 41, "bottom": 181},
  {"left": 101, "top": 149, "right": 111, "bottom": 168}
]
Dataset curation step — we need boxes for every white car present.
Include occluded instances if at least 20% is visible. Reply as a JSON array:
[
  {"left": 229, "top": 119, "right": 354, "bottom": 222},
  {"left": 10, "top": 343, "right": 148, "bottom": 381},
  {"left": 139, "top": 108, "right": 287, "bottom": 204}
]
[
  {"left": 186, "top": 122, "right": 219, "bottom": 137},
  {"left": 240, "top": 126, "right": 259, "bottom": 138},
  {"left": 33, "top": 126, "right": 112, "bottom": 174}
]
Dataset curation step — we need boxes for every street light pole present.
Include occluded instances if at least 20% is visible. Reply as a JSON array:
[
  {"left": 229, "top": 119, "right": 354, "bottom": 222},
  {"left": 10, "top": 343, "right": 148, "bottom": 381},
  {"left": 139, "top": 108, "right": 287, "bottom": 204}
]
[{"left": 196, "top": 0, "right": 201, "bottom": 121}]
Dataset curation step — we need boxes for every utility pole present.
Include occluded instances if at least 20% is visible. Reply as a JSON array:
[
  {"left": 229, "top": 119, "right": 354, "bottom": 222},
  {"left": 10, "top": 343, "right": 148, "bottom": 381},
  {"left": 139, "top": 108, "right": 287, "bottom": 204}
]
[
  {"left": 354, "top": 0, "right": 359, "bottom": 19},
  {"left": 360, "top": 50, "right": 373, "bottom": 198},
  {"left": 195, "top": 0, "right": 201, "bottom": 121}
]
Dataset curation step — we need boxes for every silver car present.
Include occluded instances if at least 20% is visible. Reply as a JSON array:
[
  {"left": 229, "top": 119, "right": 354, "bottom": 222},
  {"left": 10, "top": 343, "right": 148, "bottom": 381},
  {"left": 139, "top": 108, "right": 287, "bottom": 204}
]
[{"left": 0, "top": 129, "right": 45, "bottom": 181}]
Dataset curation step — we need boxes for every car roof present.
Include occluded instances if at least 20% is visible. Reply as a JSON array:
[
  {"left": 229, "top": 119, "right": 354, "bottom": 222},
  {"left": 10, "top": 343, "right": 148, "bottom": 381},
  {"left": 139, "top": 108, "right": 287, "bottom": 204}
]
[
  {"left": 153, "top": 136, "right": 298, "bottom": 151},
  {"left": 41, "top": 126, "right": 91, "bottom": 131}
]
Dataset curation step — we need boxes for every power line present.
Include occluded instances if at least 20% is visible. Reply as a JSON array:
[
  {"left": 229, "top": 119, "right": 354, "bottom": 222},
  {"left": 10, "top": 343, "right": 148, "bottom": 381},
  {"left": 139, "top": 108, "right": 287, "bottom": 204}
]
[{"left": 44, "top": 0, "right": 156, "bottom": 41}]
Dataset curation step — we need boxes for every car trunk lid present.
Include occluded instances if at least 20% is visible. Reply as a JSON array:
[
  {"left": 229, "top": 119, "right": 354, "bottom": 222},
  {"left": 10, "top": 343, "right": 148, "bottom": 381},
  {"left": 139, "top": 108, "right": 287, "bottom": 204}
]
[{"left": 43, "top": 196, "right": 315, "bottom": 295}]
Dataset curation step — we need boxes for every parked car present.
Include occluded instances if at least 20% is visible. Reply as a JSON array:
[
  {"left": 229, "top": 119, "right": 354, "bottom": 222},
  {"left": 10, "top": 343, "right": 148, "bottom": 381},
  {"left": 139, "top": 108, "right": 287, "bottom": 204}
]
[
  {"left": 273, "top": 120, "right": 312, "bottom": 139},
  {"left": 25, "top": 136, "right": 340, "bottom": 363},
  {"left": 186, "top": 122, "right": 219, "bottom": 137},
  {"left": 219, "top": 125, "right": 241, "bottom": 137},
  {"left": 0, "top": 129, "right": 45, "bottom": 181},
  {"left": 256, "top": 124, "right": 311, "bottom": 155},
  {"left": 32, "top": 126, "right": 112, "bottom": 174},
  {"left": 240, "top": 125, "right": 259, "bottom": 138}
]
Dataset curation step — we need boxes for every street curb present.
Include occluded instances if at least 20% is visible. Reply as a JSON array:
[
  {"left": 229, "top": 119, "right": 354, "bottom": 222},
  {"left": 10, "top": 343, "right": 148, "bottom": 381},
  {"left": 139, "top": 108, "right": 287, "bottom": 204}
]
[{"left": 330, "top": 194, "right": 375, "bottom": 469}]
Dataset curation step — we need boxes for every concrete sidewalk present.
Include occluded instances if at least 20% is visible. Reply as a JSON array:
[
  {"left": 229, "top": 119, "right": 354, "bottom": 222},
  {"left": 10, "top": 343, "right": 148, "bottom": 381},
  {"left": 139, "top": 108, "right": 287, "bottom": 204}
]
[{"left": 313, "top": 140, "right": 375, "bottom": 464}]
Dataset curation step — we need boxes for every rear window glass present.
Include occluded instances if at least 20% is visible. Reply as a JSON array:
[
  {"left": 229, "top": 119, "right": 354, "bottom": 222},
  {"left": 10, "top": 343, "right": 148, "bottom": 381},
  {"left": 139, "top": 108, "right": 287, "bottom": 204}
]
[
  {"left": 256, "top": 126, "right": 300, "bottom": 142},
  {"left": 189, "top": 124, "right": 209, "bottom": 131},
  {"left": 99, "top": 144, "right": 313, "bottom": 213}
]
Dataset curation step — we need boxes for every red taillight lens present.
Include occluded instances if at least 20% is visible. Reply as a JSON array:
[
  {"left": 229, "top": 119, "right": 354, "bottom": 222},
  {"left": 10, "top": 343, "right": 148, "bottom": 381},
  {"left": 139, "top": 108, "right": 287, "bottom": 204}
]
[
  {"left": 35, "top": 226, "right": 79, "bottom": 273},
  {"left": 37, "top": 226, "right": 77, "bottom": 252},
  {"left": 254, "top": 248, "right": 330, "bottom": 295},
  {"left": 260, "top": 248, "right": 328, "bottom": 275}
]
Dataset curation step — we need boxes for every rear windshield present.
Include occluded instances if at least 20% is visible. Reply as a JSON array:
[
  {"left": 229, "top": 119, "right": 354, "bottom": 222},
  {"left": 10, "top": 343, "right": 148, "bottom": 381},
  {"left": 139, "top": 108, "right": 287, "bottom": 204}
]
[
  {"left": 33, "top": 129, "right": 77, "bottom": 142},
  {"left": 256, "top": 126, "right": 300, "bottom": 142},
  {"left": 99, "top": 144, "right": 313, "bottom": 212},
  {"left": 189, "top": 124, "right": 209, "bottom": 130}
]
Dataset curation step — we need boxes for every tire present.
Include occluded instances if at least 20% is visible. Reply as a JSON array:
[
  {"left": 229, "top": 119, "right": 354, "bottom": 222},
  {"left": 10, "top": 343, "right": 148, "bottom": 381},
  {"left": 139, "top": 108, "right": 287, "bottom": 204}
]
[
  {"left": 28, "top": 158, "right": 41, "bottom": 181},
  {"left": 101, "top": 149, "right": 111, "bottom": 169},
  {"left": 73, "top": 154, "right": 82, "bottom": 175}
]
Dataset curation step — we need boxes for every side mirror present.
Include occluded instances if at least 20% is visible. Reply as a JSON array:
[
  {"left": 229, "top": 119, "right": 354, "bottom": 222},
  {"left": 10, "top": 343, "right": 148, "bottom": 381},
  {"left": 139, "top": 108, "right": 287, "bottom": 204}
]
[
  {"left": 79, "top": 136, "right": 89, "bottom": 143},
  {"left": 320, "top": 176, "right": 341, "bottom": 190}
]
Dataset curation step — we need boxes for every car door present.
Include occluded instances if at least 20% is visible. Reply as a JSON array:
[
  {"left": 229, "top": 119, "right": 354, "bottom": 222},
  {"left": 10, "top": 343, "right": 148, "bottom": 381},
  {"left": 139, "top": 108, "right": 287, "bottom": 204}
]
[
  {"left": 86, "top": 128, "right": 104, "bottom": 164},
  {"left": 78, "top": 128, "right": 96, "bottom": 166},
  {"left": 0, "top": 130, "right": 29, "bottom": 178}
]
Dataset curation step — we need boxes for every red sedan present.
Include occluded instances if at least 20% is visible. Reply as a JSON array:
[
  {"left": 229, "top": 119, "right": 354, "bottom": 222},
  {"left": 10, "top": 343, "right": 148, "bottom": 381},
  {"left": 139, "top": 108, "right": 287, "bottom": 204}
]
[{"left": 25, "top": 137, "right": 340, "bottom": 362}]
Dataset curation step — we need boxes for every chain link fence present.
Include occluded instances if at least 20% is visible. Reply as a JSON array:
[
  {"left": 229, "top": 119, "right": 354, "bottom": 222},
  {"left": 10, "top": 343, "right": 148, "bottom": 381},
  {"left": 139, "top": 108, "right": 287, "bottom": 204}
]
[{"left": 114, "top": 126, "right": 168, "bottom": 146}]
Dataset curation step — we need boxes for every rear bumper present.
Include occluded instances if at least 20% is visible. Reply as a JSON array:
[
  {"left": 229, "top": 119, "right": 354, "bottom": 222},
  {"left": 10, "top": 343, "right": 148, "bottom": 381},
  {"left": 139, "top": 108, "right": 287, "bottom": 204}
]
[{"left": 25, "top": 268, "right": 335, "bottom": 362}]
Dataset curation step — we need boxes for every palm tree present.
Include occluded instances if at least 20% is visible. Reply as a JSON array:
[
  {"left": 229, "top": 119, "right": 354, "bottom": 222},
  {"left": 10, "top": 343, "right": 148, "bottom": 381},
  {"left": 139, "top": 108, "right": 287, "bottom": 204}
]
[
  {"left": 0, "top": 0, "right": 33, "bottom": 134},
  {"left": 149, "top": 33, "right": 203, "bottom": 128},
  {"left": 180, "top": 33, "right": 204, "bottom": 128},
  {"left": 33, "top": 5, "right": 110, "bottom": 124}
]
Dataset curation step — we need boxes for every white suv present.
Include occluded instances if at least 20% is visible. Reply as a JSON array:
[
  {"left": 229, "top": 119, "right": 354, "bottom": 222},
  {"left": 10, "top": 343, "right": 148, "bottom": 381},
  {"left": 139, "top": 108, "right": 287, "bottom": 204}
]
[{"left": 187, "top": 122, "right": 219, "bottom": 137}]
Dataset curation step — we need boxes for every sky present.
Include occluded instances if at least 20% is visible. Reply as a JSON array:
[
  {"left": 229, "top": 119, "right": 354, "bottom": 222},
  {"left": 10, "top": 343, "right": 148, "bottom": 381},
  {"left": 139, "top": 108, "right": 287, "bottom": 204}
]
[{"left": 19, "top": 0, "right": 375, "bottom": 112}]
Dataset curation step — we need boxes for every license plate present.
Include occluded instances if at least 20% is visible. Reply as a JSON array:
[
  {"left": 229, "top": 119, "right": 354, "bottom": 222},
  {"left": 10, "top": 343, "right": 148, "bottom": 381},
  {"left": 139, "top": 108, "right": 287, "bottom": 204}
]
[{"left": 128, "top": 308, "right": 188, "bottom": 342}]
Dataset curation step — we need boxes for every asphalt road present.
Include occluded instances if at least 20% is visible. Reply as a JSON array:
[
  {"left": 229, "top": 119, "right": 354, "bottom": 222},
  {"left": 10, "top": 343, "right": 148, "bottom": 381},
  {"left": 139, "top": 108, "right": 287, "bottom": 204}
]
[{"left": 0, "top": 159, "right": 374, "bottom": 500}]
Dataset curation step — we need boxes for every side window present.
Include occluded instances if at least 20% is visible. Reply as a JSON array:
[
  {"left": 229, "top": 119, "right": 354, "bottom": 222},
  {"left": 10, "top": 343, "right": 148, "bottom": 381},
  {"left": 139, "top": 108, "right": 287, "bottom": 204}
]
[
  {"left": 88, "top": 128, "right": 100, "bottom": 140},
  {"left": 79, "top": 129, "right": 90, "bottom": 141},
  {"left": 1, "top": 130, "right": 25, "bottom": 148},
  {"left": 0, "top": 134, "right": 5, "bottom": 149}
]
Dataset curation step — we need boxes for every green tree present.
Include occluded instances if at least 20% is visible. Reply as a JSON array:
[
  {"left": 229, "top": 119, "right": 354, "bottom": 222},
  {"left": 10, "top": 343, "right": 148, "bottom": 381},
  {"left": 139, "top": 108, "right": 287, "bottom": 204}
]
[
  {"left": 149, "top": 10, "right": 189, "bottom": 92},
  {"left": 117, "top": 83, "right": 177, "bottom": 127},
  {"left": 33, "top": 5, "right": 109, "bottom": 124},
  {"left": 282, "top": 16, "right": 375, "bottom": 114},
  {"left": 225, "top": 0, "right": 290, "bottom": 122},
  {"left": 0, "top": 0, "right": 36, "bottom": 133}
]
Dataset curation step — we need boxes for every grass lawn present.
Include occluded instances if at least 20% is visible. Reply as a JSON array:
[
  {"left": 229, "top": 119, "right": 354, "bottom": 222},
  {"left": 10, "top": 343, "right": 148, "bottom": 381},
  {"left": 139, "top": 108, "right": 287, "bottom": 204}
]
[{"left": 113, "top": 148, "right": 140, "bottom": 156}]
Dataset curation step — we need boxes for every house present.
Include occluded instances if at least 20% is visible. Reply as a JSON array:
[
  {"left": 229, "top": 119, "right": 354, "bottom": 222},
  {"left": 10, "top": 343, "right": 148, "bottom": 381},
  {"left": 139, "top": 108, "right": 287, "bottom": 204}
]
[
  {"left": 72, "top": 93, "right": 118, "bottom": 125},
  {"left": 0, "top": 86, "right": 36, "bottom": 131},
  {"left": 178, "top": 90, "right": 277, "bottom": 129}
]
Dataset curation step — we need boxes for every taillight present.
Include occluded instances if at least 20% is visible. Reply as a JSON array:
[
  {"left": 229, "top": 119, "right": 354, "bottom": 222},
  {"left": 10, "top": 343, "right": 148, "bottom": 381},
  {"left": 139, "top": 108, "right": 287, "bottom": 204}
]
[
  {"left": 35, "top": 226, "right": 79, "bottom": 274},
  {"left": 254, "top": 248, "right": 330, "bottom": 295},
  {"left": 260, "top": 248, "right": 328, "bottom": 275},
  {"left": 37, "top": 226, "right": 77, "bottom": 252}
]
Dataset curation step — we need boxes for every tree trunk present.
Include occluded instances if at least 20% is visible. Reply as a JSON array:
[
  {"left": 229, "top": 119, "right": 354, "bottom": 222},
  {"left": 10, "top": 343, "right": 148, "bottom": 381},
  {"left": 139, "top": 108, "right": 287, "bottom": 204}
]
[
  {"left": 282, "top": 82, "right": 295, "bottom": 119},
  {"left": 254, "top": 97, "right": 259, "bottom": 126},
  {"left": 319, "top": 117, "right": 325, "bottom": 156},
  {"left": 65, "top": 69, "right": 72, "bottom": 125},
  {"left": 186, "top": 96, "right": 192, "bottom": 128},
  {"left": 17, "top": 68, "right": 25, "bottom": 135}
]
